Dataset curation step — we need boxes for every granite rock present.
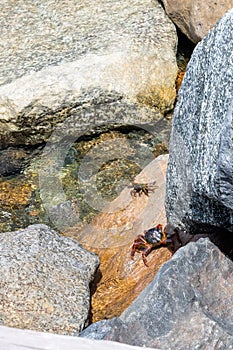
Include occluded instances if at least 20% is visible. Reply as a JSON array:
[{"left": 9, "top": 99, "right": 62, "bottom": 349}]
[
  {"left": 0, "top": 224, "right": 99, "bottom": 334},
  {"left": 165, "top": 9, "right": 233, "bottom": 234},
  {"left": 0, "top": 0, "right": 177, "bottom": 149},
  {"left": 81, "top": 238, "right": 233, "bottom": 349},
  {"left": 161, "top": 0, "right": 233, "bottom": 43}
]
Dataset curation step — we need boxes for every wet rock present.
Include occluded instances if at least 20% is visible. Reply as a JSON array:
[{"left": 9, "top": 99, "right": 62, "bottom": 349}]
[
  {"left": 0, "top": 224, "right": 99, "bottom": 334},
  {"left": 0, "top": 148, "right": 30, "bottom": 176},
  {"left": 65, "top": 154, "right": 171, "bottom": 322},
  {"left": 76, "top": 154, "right": 169, "bottom": 249},
  {"left": 0, "top": 123, "right": 171, "bottom": 233},
  {"left": 80, "top": 239, "right": 233, "bottom": 350},
  {"left": 0, "top": 176, "right": 42, "bottom": 232},
  {"left": 0, "top": 0, "right": 177, "bottom": 149},
  {"left": 165, "top": 10, "right": 233, "bottom": 234},
  {"left": 161, "top": 0, "right": 233, "bottom": 43},
  {"left": 39, "top": 122, "right": 171, "bottom": 231},
  {"left": 0, "top": 146, "right": 43, "bottom": 176},
  {"left": 88, "top": 244, "right": 171, "bottom": 323},
  {"left": 0, "top": 179, "right": 33, "bottom": 208}
]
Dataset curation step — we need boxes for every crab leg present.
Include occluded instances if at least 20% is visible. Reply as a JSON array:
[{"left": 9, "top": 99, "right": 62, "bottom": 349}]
[
  {"left": 130, "top": 244, "right": 137, "bottom": 259},
  {"left": 130, "top": 236, "right": 146, "bottom": 259},
  {"left": 142, "top": 245, "right": 153, "bottom": 267}
]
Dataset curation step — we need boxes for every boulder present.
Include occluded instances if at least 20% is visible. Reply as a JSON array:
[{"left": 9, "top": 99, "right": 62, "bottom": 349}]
[
  {"left": 0, "top": 0, "right": 177, "bottom": 149},
  {"left": 74, "top": 154, "right": 169, "bottom": 249},
  {"left": 81, "top": 238, "right": 233, "bottom": 349},
  {"left": 65, "top": 154, "right": 171, "bottom": 322},
  {"left": 0, "top": 224, "right": 99, "bottom": 334},
  {"left": 161, "top": 0, "right": 233, "bottom": 43},
  {"left": 165, "top": 9, "right": 233, "bottom": 234}
]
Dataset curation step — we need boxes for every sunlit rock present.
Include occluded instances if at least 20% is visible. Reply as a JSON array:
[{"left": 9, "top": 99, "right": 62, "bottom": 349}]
[
  {"left": 81, "top": 239, "right": 233, "bottom": 349},
  {"left": 161, "top": 0, "right": 233, "bottom": 43},
  {"left": 166, "top": 9, "right": 233, "bottom": 235},
  {"left": 0, "top": 224, "right": 99, "bottom": 334},
  {"left": 0, "top": 0, "right": 177, "bottom": 148}
]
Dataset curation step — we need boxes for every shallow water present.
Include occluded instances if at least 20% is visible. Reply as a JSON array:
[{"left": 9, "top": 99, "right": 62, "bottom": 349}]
[{"left": 0, "top": 126, "right": 170, "bottom": 233}]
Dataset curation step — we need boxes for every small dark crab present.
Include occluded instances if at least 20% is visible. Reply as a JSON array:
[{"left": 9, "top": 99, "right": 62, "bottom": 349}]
[
  {"left": 130, "top": 224, "right": 182, "bottom": 267},
  {"left": 128, "top": 180, "right": 157, "bottom": 197}
]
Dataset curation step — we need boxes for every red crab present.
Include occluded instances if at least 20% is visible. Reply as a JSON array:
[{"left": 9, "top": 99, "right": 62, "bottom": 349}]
[{"left": 130, "top": 224, "right": 182, "bottom": 267}]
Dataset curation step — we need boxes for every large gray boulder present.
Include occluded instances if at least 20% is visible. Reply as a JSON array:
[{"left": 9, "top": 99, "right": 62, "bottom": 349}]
[
  {"left": 81, "top": 239, "right": 233, "bottom": 349},
  {"left": 161, "top": 0, "right": 233, "bottom": 43},
  {"left": 0, "top": 0, "right": 177, "bottom": 149},
  {"left": 165, "top": 9, "right": 233, "bottom": 234},
  {"left": 0, "top": 224, "right": 99, "bottom": 334}
]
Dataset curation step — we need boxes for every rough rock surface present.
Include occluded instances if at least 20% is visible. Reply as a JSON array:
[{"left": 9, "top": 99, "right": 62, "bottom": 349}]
[
  {"left": 0, "top": 0, "right": 177, "bottom": 149},
  {"left": 0, "top": 224, "right": 99, "bottom": 334},
  {"left": 74, "top": 154, "right": 169, "bottom": 249},
  {"left": 81, "top": 239, "right": 233, "bottom": 350},
  {"left": 65, "top": 154, "right": 172, "bottom": 322},
  {"left": 161, "top": 0, "right": 233, "bottom": 43},
  {"left": 0, "top": 326, "right": 159, "bottom": 350},
  {"left": 165, "top": 9, "right": 233, "bottom": 234},
  {"left": 0, "top": 147, "right": 30, "bottom": 176}
]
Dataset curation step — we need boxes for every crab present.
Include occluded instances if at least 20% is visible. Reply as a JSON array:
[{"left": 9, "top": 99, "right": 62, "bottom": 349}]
[
  {"left": 128, "top": 180, "right": 157, "bottom": 197},
  {"left": 130, "top": 224, "right": 182, "bottom": 267}
]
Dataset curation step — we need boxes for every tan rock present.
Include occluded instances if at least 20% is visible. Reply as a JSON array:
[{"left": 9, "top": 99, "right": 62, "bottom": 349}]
[
  {"left": 161, "top": 0, "right": 233, "bottom": 43},
  {"left": 0, "top": 0, "right": 177, "bottom": 148},
  {"left": 65, "top": 154, "right": 172, "bottom": 322}
]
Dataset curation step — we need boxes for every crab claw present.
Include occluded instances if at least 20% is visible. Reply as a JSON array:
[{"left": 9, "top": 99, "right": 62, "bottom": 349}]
[{"left": 156, "top": 223, "right": 163, "bottom": 231}]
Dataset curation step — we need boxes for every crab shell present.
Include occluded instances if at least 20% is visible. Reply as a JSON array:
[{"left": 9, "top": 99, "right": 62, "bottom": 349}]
[{"left": 144, "top": 224, "right": 165, "bottom": 246}]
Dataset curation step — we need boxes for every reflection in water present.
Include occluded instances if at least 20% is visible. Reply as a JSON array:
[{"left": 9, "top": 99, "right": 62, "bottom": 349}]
[{"left": 0, "top": 127, "right": 169, "bottom": 233}]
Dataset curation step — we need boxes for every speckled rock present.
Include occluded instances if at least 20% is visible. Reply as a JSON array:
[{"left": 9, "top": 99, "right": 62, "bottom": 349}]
[
  {"left": 165, "top": 9, "right": 233, "bottom": 234},
  {"left": 161, "top": 0, "right": 233, "bottom": 43},
  {"left": 0, "top": 0, "right": 177, "bottom": 149},
  {"left": 0, "top": 224, "right": 99, "bottom": 334},
  {"left": 80, "top": 239, "right": 233, "bottom": 350}
]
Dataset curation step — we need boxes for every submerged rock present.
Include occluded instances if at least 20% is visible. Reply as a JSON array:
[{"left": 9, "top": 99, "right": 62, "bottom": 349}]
[
  {"left": 0, "top": 0, "right": 177, "bottom": 149},
  {"left": 0, "top": 147, "right": 31, "bottom": 176},
  {"left": 81, "top": 239, "right": 233, "bottom": 349},
  {"left": 165, "top": 9, "right": 233, "bottom": 234},
  {"left": 0, "top": 224, "right": 99, "bottom": 334},
  {"left": 161, "top": 0, "right": 233, "bottom": 43}
]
